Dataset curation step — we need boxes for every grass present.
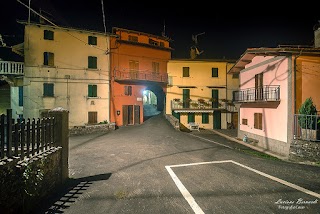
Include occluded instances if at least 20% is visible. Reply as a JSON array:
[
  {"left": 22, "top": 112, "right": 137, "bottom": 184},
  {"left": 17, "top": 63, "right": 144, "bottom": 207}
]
[{"left": 239, "top": 148, "right": 280, "bottom": 161}]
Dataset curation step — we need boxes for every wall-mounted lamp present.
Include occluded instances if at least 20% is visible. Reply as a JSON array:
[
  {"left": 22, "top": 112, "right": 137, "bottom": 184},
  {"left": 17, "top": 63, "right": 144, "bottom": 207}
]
[{"left": 117, "top": 110, "right": 120, "bottom": 116}]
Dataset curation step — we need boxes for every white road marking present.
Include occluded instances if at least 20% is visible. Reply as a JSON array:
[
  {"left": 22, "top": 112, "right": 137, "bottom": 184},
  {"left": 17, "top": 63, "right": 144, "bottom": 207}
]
[
  {"left": 166, "top": 160, "right": 320, "bottom": 213},
  {"left": 189, "top": 134, "right": 233, "bottom": 149}
]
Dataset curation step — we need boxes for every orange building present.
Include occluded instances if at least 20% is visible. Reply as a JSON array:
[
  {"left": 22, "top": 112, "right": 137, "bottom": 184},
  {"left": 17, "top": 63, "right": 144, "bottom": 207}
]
[{"left": 110, "top": 27, "right": 172, "bottom": 126}]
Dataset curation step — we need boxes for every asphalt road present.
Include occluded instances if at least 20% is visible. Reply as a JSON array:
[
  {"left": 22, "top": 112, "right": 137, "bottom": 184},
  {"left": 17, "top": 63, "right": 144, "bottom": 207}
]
[{"left": 34, "top": 113, "right": 320, "bottom": 214}]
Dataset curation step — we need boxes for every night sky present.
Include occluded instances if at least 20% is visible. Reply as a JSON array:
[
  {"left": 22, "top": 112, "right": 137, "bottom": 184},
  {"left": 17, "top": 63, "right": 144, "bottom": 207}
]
[{"left": 1, "top": 0, "right": 319, "bottom": 61}]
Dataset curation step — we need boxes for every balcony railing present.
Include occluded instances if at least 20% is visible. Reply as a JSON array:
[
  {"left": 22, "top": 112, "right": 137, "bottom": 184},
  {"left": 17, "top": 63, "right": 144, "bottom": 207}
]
[
  {"left": 0, "top": 61, "right": 24, "bottom": 75},
  {"left": 171, "top": 100, "right": 237, "bottom": 112},
  {"left": 233, "top": 85, "right": 280, "bottom": 102},
  {"left": 293, "top": 114, "right": 320, "bottom": 141},
  {"left": 114, "top": 70, "right": 167, "bottom": 83}
]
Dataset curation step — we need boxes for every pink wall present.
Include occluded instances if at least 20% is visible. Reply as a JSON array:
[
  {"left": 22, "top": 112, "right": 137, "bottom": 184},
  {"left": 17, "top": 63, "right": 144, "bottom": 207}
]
[{"left": 239, "top": 56, "right": 289, "bottom": 143}]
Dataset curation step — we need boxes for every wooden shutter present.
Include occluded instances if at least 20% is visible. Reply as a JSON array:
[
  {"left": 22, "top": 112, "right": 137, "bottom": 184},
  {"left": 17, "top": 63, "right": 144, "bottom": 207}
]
[{"left": 212, "top": 89, "right": 219, "bottom": 108}]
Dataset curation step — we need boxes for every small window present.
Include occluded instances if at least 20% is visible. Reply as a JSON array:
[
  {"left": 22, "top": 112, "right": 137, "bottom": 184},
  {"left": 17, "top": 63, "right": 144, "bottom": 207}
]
[
  {"left": 149, "top": 38, "right": 159, "bottom": 46},
  {"left": 88, "top": 84, "right": 97, "bottom": 97},
  {"left": 188, "top": 113, "right": 195, "bottom": 123},
  {"left": 124, "top": 86, "right": 132, "bottom": 96},
  {"left": 18, "top": 86, "right": 23, "bottom": 106},
  {"left": 212, "top": 68, "right": 218, "bottom": 77},
  {"left": 152, "top": 62, "right": 159, "bottom": 73},
  {"left": 242, "top": 118, "right": 248, "bottom": 125},
  {"left": 88, "top": 36, "right": 97, "bottom": 45},
  {"left": 202, "top": 113, "right": 209, "bottom": 124},
  {"left": 160, "top": 42, "right": 164, "bottom": 47},
  {"left": 88, "top": 56, "right": 97, "bottom": 69},
  {"left": 44, "top": 30, "right": 54, "bottom": 40},
  {"left": 128, "top": 35, "right": 138, "bottom": 42},
  {"left": 88, "top": 112, "right": 97, "bottom": 124},
  {"left": 183, "top": 67, "right": 189, "bottom": 77},
  {"left": 232, "top": 73, "right": 239, "bottom": 79},
  {"left": 43, "top": 83, "right": 54, "bottom": 97},
  {"left": 43, "top": 52, "right": 54, "bottom": 66},
  {"left": 254, "top": 113, "right": 262, "bottom": 130}
]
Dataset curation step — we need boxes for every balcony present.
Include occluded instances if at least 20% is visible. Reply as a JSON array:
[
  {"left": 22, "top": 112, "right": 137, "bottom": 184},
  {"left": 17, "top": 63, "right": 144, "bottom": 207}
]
[
  {"left": 0, "top": 61, "right": 24, "bottom": 76},
  {"left": 171, "top": 99, "right": 237, "bottom": 113},
  {"left": 233, "top": 85, "right": 280, "bottom": 103},
  {"left": 114, "top": 70, "right": 167, "bottom": 83}
]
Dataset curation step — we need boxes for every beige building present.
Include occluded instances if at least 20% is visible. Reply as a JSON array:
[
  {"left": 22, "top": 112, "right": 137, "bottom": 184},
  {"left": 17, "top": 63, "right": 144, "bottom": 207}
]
[
  {"left": 16, "top": 21, "right": 115, "bottom": 127},
  {"left": 166, "top": 59, "right": 239, "bottom": 130}
]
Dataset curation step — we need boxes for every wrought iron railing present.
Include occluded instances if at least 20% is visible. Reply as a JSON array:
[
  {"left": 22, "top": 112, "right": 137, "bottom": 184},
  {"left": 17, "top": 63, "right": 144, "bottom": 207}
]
[
  {"left": 233, "top": 85, "right": 280, "bottom": 102},
  {"left": 0, "top": 61, "right": 24, "bottom": 75},
  {"left": 171, "top": 100, "right": 237, "bottom": 112},
  {"left": 114, "top": 70, "right": 167, "bottom": 83},
  {"left": 293, "top": 114, "right": 320, "bottom": 141}
]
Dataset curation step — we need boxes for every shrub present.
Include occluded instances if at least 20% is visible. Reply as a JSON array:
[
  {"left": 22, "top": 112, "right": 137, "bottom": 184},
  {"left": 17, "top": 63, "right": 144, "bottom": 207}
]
[{"left": 298, "top": 97, "right": 319, "bottom": 129}]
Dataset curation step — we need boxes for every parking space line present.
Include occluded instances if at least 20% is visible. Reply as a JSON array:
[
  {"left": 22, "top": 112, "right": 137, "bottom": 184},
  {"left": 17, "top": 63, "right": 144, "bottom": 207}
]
[
  {"left": 166, "top": 160, "right": 320, "bottom": 213},
  {"left": 189, "top": 134, "right": 233, "bottom": 149}
]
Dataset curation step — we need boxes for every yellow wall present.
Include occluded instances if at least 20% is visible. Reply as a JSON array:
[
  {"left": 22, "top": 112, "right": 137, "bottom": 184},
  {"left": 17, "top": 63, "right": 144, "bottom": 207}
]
[
  {"left": 166, "top": 60, "right": 238, "bottom": 129},
  {"left": 23, "top": 24, "right": 111, "bottom": 127}
]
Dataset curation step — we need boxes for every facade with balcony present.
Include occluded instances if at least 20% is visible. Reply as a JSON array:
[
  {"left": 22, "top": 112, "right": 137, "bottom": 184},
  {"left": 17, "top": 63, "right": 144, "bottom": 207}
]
[
  {"left": 166, "top": 59, "right": 239, "bottom": 130},
  {"left": 229, "top": 47, "right": 320, "bottom": 157},
  {"left": 110, "top": 27, "right": 172, "bottom": 126},
  {"left": 16, "top": 21, "right": 115, "bottom": 127}
]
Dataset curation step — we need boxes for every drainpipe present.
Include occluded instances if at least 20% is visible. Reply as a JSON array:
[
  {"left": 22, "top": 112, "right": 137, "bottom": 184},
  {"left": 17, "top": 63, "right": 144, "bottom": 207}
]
[{"left": 293, "top": 50, "right": 302, "bottom": 114}]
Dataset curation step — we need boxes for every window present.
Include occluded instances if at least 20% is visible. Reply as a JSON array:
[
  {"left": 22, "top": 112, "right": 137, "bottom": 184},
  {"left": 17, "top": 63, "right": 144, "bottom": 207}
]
[
  {"left": 188, "top": 113, "right": 195, "bottom": 123},
  {"left": 88, "top": 36, "right": 97, "bottom": 45},
  {"left": 242, "top": 118, "right": 248, "bottom": 125},
  {"left": 254, "top": 113, "right": 262, "bottom": 130},
  {"left": 43, "top": 52, "right": 54, "bottom": 66},
  {"left": 88, "top": 56, "right": 97, "bottom": 69},
  {"left": 128, "top": 35, "right": 138, "bottom": 42},
  {"left": 232, "top": 73, "right": 239, "bottom": 79},
  {"left": 212, "top": 68, "right": 218, "bottom": 77},
  {"left": 88, "top": 84, "right": 97, "bottom": 97},
  {"left": 44, "top": 30, "right": 54, "bottom": 40},
  {"left": 149, "top": 38, "right": 159, "bottom": 46},
  {"left": 152, "top": 62, "right": 159, "bottom": 73},
  {"left": 168, "top": 76, "right": 173, "bottom": 86},
  {"left": 124, "top": 86, "right": 132, "bottom": 96},
  {"left": 129, "top": 60, "right": 139, "bottom": 72},
  {"left": 202, "top": 113, "right": 209, "bottom": 124},
  {"left": 160, "top": 42, "right": 164, "bottom": 47},
  {"left": 43, "top": 83, "right": 54, "bottom": 97},
  {"left": 18, "top": 86, "right": 23, "bottom": 106},
  {"left": 183, "top": 67, "right": 189, "bottom": 77},
  {"left": 88, "top": 112, "right": 97, "bottom": 124}
]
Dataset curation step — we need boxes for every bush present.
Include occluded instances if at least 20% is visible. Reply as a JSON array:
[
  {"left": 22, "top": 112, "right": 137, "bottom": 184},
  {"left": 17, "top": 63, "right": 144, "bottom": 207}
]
[{"left": 298, "top": 97, "right": 319, "bottom": 129}]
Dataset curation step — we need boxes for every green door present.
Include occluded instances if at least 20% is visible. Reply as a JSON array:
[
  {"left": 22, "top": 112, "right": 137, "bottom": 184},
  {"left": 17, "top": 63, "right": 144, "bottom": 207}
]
[
  {"left": 214, "top": 111, "right": 221, "bottom": 129},
  {"left": 183, "top": 89, "right": 190, "bottom": 108}
]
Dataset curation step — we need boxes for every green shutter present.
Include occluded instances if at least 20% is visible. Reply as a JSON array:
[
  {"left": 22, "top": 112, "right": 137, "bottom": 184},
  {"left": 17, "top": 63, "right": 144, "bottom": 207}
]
[
  {"left": 202, "top": 113, "right": 209, "bottom": 124},
  {"left": 93, "top": 85, "right": 97, "bottom": 97},
  {"left": 188, "top": 113, "right": 195, "bottom": 123},
  {"left": 212, "top": 89, "right": 219, "bottom": 108},
  {"left": 19, "top": 86, "right": 23, "bottom": 106}
]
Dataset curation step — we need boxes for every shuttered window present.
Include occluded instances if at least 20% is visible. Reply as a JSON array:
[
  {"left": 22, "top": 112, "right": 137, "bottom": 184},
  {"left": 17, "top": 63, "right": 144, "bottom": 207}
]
[
  {"left": 88, "top": 112, "right": 97, "bottom": 124},
  {"left": 212, "top": 68, "right": 218, "bottom": 77},
  {"left": 88, "top": 36, "right": 97, "bottom": 45},
  {"left": 88, "top": 56, "right": 97, "bottom": 69},
  {"left": 88, "top": 85, "right": 97, "bottom": 97},
  {"left": 124, "top": 86, "right": 132, "bottom": 96},
  {"left": 183, "top": 67, "right": 189, "bottom": 77},
  {"left": 18, "top": 86, "right": 23, "bottom": 106},
  {"left": 212, "top": 89, "right": 219, "bottom": 108},
  {"left": 44, "top": 30, "right": 54, "bottom": 40},
  {"left": 188, "top": 113, "right": 195, "bottom": 123},
  {"left": 202, "top": 113, "right": 209, "bottom": 124},
  {"left": 254, "top": 113, "right": 262, "bottom": 130},
  {"left": 43, "top": 83, "right": 54, "bottom": 97},
  {"left": 43, "top": 52, "right": 54, "bottom": 66}
]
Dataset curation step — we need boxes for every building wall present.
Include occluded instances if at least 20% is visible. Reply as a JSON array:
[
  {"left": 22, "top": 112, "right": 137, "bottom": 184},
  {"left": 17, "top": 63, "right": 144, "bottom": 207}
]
[
  {"left": 110, "top": 29, "right": 171, "bottom": 126},
  {"left": 166, "top": 60, "right": 237, "bottom": 129},
  {"left": 0, "top": 84, "right": 10, "bottom": 115},
  {"left": 239, "top": 56, "right": 289, "bottom": 145},
  {"left": 23, "top": 24, "right": 111, "bottom": 127}
]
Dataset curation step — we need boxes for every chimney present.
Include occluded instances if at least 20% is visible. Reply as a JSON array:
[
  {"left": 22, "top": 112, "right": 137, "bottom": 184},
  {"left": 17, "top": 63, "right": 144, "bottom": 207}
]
[{"left": 314, "top": 21, "right": 320, "bottom": 48}]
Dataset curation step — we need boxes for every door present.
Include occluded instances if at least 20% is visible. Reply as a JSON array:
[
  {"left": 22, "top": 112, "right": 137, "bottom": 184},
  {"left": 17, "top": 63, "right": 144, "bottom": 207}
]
[
  {"left": 232, "top": 112, "right": 238, "bottom": 129},
  {"left": 183, "top": 89, "right": 190, "bottom": 108},
  {"left": 212, "top": 89, "right": 219, "bottom": 108},
  {"left": 122, "top": 105, "right": 128, "bottom": 126},
  {"left": 255, "top": 73, "right": 263, "bottom": 100},
  {"left": 134, "top": 105, "right": 140, "bottom": 125},
  {"left": 214, "top": 111, "right": 221, "bottom": 129}
]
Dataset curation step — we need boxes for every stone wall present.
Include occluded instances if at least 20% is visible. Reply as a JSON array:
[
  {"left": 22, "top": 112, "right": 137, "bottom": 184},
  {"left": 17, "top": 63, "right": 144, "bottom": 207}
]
[
  {"left": 69, "top": 123, "right": 116, "bottom": 136},
  {"left": 165, "top": 114, "right": 180, "bottom": 130},
  {"left": 0, "top": 148, "right": 62, "bottom": 214},
  {"left": 289, "top": 139, "right": 320, "bottom": 163}
]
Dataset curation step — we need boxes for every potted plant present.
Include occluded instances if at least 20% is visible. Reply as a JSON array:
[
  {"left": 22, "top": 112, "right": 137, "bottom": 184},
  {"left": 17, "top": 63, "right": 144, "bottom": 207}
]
[{"left": 298, "top": 97, "right": 320, "bottom": 140}]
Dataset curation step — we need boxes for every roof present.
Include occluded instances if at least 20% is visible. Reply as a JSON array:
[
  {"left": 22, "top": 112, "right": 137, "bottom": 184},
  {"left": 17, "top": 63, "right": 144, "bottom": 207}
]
[
  {"left": 228, "top": 46, "right": 320, "bottom": 74},
  {"left": 112, "top": 27, "right": 173, "bottom": 42}
]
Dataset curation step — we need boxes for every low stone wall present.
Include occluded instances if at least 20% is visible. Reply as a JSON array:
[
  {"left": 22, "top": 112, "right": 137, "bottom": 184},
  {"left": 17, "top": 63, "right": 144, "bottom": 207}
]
[
  {"left": 289, "top": 139, "right": 320, "bottom": 163},
  {"left": 165, "top": 114, "right": 180, "bottom": 130},
  {"left": 69, "top": 123, "right": 116, "bottom": 136},
  {"left": 0, "top": 147, "right": 62, "bottom": 214}
]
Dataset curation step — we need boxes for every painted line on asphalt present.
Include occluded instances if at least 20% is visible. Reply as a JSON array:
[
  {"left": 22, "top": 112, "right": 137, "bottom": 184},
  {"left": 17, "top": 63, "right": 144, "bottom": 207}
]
[
  {"left": 166, "top": 160, "right": 320, "bottom": 213},
  {"left": 189, "top": 134, "right": 233, "bottom": 149}
]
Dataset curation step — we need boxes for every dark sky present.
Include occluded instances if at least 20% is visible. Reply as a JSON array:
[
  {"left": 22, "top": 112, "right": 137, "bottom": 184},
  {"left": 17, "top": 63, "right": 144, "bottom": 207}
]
[{"left": 1, "top": 0, "right": 319, "bottom": 61}]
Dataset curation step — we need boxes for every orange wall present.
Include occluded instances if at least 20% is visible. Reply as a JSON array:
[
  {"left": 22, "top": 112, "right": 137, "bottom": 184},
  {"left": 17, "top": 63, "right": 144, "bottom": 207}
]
[{"left": 110, "top": 29, "right": 171, "bottom": 126}]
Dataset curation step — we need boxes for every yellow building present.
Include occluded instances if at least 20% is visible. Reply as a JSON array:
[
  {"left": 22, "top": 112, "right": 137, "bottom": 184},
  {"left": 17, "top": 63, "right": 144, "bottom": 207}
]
[
  {"left": 166, "top": 59, "right": 239, "bottom": 130},
  {"left": 17, "top": 21, "right": 115, "bottom": 127}
]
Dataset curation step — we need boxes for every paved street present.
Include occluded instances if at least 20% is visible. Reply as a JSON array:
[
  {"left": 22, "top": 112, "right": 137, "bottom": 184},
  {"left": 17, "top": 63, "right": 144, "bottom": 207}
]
[{"left": 35, "top": 114, "right": 320, "bottom": 214}]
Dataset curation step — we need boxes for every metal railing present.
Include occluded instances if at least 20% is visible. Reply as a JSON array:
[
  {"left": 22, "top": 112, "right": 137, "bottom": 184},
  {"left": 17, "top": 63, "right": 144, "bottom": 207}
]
[
  {"left": 293, "top": 114, "right": 320, "bottom": 141},
  {"left": 114, "top": 70, "right": 168, "bottom": 83},
  {"left": 0, "top": 61, "right": 24, "bottom": 75},
  {"left": 171, "top": 100, "right": 237, "bottom": 112},
  {"left": 233, "top": 85, "right": 280, "bottom": 102}
]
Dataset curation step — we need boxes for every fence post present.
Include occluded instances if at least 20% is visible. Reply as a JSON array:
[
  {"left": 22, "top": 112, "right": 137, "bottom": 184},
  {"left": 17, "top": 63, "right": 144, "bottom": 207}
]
[{"left": 48, "top": 107, "right": 69, "bottom": 183}]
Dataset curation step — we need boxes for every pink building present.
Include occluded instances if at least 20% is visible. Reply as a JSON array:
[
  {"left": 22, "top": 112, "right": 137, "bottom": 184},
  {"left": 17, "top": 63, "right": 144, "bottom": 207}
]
[{"left": 228, "top": 41, "right": 320, "bottom": 157}]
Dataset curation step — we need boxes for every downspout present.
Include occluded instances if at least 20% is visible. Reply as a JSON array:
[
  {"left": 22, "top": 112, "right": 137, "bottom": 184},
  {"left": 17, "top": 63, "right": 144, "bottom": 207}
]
[{"left": 293, "top": 50, "right": 302, "bottom": 114}]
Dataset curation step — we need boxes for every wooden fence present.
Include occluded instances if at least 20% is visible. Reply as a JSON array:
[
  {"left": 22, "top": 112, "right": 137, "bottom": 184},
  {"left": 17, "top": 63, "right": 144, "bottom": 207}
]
[{"left": 0, "top": 109, "right": 56, "bottom": 160}]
